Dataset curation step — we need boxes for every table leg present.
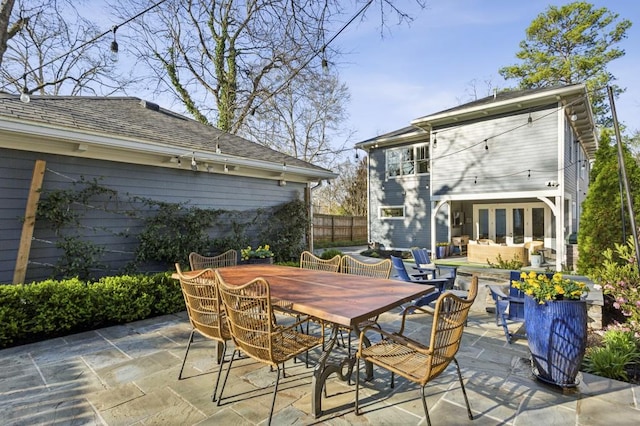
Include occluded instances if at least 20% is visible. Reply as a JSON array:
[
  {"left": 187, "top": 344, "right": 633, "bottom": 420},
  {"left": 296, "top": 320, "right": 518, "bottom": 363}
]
[{"left": 311, "top": 323, "right": 373, "bottom": 418}]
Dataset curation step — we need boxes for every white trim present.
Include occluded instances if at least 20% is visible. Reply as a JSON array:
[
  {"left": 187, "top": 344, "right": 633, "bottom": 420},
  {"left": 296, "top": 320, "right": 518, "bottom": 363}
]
[{"left": 0, "top": 119, "right": 336, "bottom": 182}]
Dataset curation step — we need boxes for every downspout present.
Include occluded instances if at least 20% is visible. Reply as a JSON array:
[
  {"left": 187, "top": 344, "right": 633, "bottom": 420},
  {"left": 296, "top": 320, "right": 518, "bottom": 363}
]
[{"left": 308, "top": 180, "right": 324, "bottom": 252}]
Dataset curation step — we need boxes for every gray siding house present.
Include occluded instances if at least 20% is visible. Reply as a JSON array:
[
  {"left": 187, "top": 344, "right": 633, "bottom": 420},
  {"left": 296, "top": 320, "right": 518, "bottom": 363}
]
[
  {"left": 356, "top": 84, "right": 597, "bottom": 271},
  {"left": 0, "top": 95, "right": 336, "bottom": 283}
]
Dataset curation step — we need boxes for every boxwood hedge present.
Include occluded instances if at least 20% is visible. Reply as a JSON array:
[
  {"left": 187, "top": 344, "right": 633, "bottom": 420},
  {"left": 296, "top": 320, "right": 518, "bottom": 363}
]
[{"left": 0, "top": 272, "right": 184, "bottom": 348}]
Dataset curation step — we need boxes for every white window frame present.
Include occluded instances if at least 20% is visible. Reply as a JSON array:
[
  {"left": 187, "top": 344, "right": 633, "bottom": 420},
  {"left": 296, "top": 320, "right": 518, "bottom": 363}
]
[
  {"left": 385, "top": 144, "right": 429, "bottom": 179},
  {"left": 379, "top": 205, "right": 405, "bottom": 219}
]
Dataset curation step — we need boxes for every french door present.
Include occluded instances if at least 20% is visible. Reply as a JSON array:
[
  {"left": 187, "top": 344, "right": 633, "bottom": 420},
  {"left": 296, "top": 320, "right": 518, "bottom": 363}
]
[{"left": 474, "top": 203, "right": 547, "bottom": 245}]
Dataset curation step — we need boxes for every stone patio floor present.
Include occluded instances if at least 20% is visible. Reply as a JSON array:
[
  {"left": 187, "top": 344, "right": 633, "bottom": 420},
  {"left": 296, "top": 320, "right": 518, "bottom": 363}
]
[{"left": 1, "top": 267, "right": 639, "bottom": 425}]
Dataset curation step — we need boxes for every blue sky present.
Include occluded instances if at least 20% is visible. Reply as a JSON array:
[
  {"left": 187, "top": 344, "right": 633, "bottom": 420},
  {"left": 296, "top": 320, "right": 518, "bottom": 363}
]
[{"left": 334, "top": 0, "right": 640, "bottom": 142}]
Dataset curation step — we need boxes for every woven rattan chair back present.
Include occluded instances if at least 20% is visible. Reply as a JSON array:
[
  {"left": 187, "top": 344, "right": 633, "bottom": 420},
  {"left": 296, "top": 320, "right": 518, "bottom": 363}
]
[
  {"left": 300, "top": 250, "right": 340, "bottom": 272},
  {"left": 426, "top": 275, "right": 478, "bottom": 381},
  {"left": 216, "top": 274, "right": 276, "bottom": 364},
  {"left": 215, "top": 270, "right": 323, "bottom": 425},
  {"left": 175, "top": 264, "right": 229, "bottom": 343},
  {"left": 174, "top": 264, "right": 231, "bottom": 401},
  {"left": 355, "top": 275, "right": 479, "bottom": 425},
  {"left": 339, "top": 255, "right": 391, "bottom": 279},
  {"left": 189, "top": 250, "right": 238, "bottom": 270}
]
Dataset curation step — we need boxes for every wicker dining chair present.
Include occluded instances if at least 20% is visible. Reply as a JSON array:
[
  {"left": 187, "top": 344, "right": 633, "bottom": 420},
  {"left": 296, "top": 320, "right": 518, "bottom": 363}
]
[
  {"left": 339, "top": 255, "right": 392, "bottom": 279},
  {"left": 215, "top": 271, "right": 323, "bottom": 425},
  {"left": 339, "top": 255, "right": 392, "bottom": 354},
  {"left": 174, "top": 264, "right": 231, "bottom": 402},
  {"left": 355, "top": 275, "right": 479, "bottom": 426},
  {"left": 299, "top": 250, "right": 341, "bottom": 272},
  {"left": 189, "top": 249, "right": 238, "bottom": 270}
]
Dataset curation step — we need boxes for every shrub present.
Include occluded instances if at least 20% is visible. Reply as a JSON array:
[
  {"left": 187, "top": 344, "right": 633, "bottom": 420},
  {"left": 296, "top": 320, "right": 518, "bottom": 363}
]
[
  {"left": 487, "top": 254, "right": 523, "bottom": 270},
  {"left": 589, "top": 236, "right": 640, "bottom": 334},
  {"left": 0, "top": 272, "right": 183, "bottom": 348},
  {"left": 320, "top": 249, "right": 343, "bottom": 260},
  {"left": 582, "top": 329, "right": 640, "bottom": 381}
]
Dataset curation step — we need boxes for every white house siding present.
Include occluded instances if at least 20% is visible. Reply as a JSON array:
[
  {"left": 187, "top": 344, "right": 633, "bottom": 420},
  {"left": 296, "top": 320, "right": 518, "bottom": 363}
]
[
  {"left": 367, "top": 146, "right": 435, "bottom": 249},
  {"left": 431, "top": 105, "right": 560, "bottom": 197},
  {"left": 0, "top": 148, "right": 305, "bottom": 283}
]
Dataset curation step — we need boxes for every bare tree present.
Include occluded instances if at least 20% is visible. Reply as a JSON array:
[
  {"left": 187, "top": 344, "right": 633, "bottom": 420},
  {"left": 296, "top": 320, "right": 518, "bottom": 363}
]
[
  {"left": 241, "top": 67, "right": 353, "bottom": 168},
  {"left": 0, "top": 0, "right": 134, "bottom": 97},
  {"left": 314, "top": 157, "right": 366, "bottom": 215},
  {"left": 113, "top": 0, "right": 425, "bottom": 134}
]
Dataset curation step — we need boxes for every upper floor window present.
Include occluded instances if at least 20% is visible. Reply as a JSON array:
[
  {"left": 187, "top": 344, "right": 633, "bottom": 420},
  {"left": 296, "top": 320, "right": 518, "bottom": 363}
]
[{"left": 386, "top": 144, "right": 429, "bottom": 178}]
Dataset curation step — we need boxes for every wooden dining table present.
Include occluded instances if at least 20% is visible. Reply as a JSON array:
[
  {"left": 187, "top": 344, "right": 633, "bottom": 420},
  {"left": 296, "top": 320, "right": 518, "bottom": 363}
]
[{"left": 210, "top": 263, "right": 436, "bottom": 418}]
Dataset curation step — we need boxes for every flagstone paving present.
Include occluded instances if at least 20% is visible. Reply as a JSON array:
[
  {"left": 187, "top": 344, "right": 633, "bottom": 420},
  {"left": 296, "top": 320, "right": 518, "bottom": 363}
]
[{"left": 1, "top": 270, "right": 639, "bottom": 425}]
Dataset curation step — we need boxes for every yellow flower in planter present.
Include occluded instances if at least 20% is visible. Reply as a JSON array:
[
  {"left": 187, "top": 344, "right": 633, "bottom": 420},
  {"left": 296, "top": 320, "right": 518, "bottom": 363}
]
[
  {"left": 512, "top": 271, "right": 589, "bottom": 303},
  {"left": 241, "top": 244, "right": 274, "bottom": 260}
]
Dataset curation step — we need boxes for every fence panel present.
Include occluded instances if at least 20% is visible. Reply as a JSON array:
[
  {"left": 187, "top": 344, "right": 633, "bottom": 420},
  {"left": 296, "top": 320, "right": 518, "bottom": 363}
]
[{"left": 313, "top": 214, "right": 367, "bottom": 243}]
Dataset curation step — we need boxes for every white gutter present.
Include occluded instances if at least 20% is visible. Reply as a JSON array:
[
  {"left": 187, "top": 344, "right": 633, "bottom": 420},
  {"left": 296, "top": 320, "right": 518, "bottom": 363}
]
[{"left": 0, "top": 117, "right": 337, "bottom": 181}]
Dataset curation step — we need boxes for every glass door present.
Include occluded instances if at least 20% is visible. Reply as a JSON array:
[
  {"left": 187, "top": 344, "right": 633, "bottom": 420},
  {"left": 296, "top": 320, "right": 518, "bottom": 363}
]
[
  {"left": 495, "top": 208, "right": 506, "bottom": 244},
  {"left": 512, "top": 208, "right": 524, "bottom": 244}
]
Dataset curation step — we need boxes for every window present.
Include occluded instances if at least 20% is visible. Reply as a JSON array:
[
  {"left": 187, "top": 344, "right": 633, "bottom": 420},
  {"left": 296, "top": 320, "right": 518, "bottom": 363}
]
[
  {"left": 379, "top": 206, "right": 405, "bottom": 219},
  {"left": 386, "top": 144, "right": 429, "bottom": 178}
]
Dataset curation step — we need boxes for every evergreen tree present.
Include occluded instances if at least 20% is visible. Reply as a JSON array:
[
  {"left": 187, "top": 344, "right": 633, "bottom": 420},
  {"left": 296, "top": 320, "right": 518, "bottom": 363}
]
[
  {"left": 578, "top": 130, "right": 640, "bottom": 275},
  {"left": 499, "top": 1, "right": 631, "bottom": 125}
]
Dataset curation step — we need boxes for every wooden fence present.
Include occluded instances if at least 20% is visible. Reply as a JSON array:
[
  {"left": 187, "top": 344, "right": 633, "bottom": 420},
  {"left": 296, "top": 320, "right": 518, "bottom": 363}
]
[{"left": 313, "top": 214, "right": 367, "bottom": 243}]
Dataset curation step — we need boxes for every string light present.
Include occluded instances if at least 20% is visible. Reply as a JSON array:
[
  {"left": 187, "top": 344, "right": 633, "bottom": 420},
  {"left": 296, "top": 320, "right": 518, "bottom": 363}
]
[
  {"left": 528, "top": 169, "right": 531, "bottom": 179},
  {"left": 428, "top": 93, "right": 594, "bottom": 162},
  {"left": 474, "top": 176, "right": 477, "bottom": 184},
  {"left": 527, "top": 112, "right": 533, "bottom": 127},
  {"left": 191, "top": 153, "right": 197, "bottom": 171},
  {"left": 19, "top": 75, "right": 30, "bottom": 103},
  {"left": 484, "top": 139, "right": 488, "bottom": 151},
  {"left": 4, "top": 0, "right": 169, "bottom": 94},
  {"left": 110, "top": 26, "right": 119, "bottom": 62},
  {"left": 432, "top": 133, "right": 437, "bottom": 149}
]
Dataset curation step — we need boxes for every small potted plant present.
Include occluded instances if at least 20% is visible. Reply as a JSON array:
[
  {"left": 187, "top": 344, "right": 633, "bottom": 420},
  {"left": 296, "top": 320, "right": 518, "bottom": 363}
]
[
  {"left": 530, "top": 249, "right": 542, "bottom": 267},
  {"left": 241, "top": 244, "right": 275, "bottom": 264},
  {"left": 436, "top": 242, "right": 449, "bottom": 259}
]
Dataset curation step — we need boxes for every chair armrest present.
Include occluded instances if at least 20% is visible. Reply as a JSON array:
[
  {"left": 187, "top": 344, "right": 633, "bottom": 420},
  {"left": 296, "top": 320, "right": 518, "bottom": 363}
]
[
  {"left": 398, "top": 304, "right": 435, "bottom": 335},
  {"left": 488, "top": 284, "right": 509, "bottom": 300},
  {"left": 357, "top": 325, "right": 430, "bottom": 356}
]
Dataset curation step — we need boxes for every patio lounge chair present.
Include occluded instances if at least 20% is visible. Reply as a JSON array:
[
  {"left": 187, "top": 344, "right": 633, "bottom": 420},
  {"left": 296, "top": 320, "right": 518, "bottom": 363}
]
[{"left": 488, "top": 270, "right": 526, "bottom": 343}]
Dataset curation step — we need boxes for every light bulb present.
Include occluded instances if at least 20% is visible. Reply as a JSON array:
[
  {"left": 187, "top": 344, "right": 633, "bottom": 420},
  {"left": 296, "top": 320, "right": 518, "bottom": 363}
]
[
  {"left": 20, "top": 90, "right": 30, "bottom": 103},
  {"left": 110, "top": 41, "right": 119, "bottom": 63}
]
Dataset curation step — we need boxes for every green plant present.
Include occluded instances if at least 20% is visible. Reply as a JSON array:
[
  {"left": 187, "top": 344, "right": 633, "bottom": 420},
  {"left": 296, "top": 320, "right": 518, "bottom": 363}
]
[
  {"left": 487, "top": 254, "right": 523, "bottom": 270},
  {"left": 589, "top": 236, "right": 640, "bottom": 333},
  {"left": 320, "top": 249, "right": 342, "bottom": 260},
  {"left": 582, "top": 329, "right": 640, "bottom": 381},
  {"left": 241, "top": 244, "right": 274, "bottom": 260},
  {"left": 0, "top": 272, "right": 183, "bottom": 348},
  {"left": 512, "top": 271, "right": 589, "bottom": 303}
]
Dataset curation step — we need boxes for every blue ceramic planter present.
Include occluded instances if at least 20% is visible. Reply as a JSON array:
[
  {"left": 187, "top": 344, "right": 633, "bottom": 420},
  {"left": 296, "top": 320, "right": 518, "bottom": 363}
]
[{"left": 524, "top": 295, "right": 587, "bottom": 387}]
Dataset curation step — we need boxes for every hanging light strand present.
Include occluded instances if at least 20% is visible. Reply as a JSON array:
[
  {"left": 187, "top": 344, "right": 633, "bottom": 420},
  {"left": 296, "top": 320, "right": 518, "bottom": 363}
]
[{"left": 4, "top": 0, "right": 169, "bottom": 93}]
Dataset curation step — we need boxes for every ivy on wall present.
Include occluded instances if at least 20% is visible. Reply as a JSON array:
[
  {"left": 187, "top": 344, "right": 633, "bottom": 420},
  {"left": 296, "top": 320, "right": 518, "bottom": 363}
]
[{"left": 34, "top": 176, "right": 308, "bottom": 279}]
